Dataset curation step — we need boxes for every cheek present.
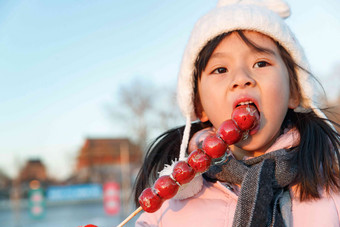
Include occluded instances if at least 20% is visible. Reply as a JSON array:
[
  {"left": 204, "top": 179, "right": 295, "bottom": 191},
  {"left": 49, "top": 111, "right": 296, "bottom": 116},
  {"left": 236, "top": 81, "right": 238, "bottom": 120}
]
[
  {"left": 262, "top": 75, "right": 290, "bottom": 121},
  {"left": 267, "top": 90, "right": 289, "bottom": 124},
  {"left": 268, "top": 84, "right": 290, "bottom": 105},
  {"left": 266, "top": 69, "right": 290, "bottom": 101},
  {"left": 198, "top": 81, "right": 230, "bottom": 127}
]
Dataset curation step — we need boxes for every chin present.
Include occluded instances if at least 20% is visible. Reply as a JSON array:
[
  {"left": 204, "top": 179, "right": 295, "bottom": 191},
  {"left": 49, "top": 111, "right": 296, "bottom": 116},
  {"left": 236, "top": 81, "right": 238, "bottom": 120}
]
[{"left": 234, "top": 139, "right": 268, "bottom": 157}]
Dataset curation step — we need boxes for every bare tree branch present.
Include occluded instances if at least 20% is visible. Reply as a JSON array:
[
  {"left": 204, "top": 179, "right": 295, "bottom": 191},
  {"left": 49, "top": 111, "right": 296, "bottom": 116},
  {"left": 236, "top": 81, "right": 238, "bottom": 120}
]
[{"left": 107, "top": 78, "right": 183, "bottom": 152}]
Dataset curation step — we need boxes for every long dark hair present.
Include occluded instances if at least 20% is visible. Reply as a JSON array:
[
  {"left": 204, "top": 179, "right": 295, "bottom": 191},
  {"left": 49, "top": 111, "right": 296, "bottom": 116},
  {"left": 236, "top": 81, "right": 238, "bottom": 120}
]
[
  {"left": 133, "top": 121, "right": 211, "bottom": 206},
  {"left": 134, "top": 30, "right": 340, "bottom": 206}
]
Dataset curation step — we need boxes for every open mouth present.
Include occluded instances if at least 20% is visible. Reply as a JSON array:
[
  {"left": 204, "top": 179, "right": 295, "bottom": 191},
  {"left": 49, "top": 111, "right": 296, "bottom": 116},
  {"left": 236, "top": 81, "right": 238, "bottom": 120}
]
[
  {"left": 235, "top": 101, "right": 259, "bottom": 113},
  {"left": 233, "top": 100, "right": 261, "bottom": 136}
]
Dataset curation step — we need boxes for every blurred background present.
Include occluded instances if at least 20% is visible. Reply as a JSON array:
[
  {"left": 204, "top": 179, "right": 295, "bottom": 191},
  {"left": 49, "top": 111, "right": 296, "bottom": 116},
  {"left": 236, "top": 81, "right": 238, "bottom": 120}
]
[{"left": 0, "top": 0, "right": 339, "bottom": 226}]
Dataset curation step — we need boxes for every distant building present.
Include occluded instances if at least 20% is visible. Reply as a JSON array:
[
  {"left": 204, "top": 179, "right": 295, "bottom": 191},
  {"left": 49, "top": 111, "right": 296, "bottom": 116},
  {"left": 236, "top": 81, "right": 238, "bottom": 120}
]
[
  {"left": 0, "top": 170, "right": 11, "bottom": 200},
  {"left": 15, "top": 159, "right": 50, "bottom": 198},
  {"left": 0, "top": 170, "right": 11, "bottom": 188},
  {"left": 72, "top": 138, "right": 143, "bottom": 184},
  {"left": 18, "top": 159, "right": 47, "bottom": 183}
]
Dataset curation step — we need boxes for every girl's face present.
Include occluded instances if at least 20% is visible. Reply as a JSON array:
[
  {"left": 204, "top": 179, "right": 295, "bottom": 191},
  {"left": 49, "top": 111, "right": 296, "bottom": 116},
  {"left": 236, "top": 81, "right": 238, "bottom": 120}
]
[{"left": 197, "top": 31, "right": 299, "bottom": 159}]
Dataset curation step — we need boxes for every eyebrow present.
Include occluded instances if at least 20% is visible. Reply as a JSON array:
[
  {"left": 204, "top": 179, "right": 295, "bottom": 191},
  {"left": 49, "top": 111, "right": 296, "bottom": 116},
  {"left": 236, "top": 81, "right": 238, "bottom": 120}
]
[
  {"left": 252, "top": 47, "right": 276, "bottom": 56},
  {"left": 210, "top": 47, "right": 276, "bottom": 60},
  {"left": 209, "top": 52, "right": 227, "bottom": 60}
]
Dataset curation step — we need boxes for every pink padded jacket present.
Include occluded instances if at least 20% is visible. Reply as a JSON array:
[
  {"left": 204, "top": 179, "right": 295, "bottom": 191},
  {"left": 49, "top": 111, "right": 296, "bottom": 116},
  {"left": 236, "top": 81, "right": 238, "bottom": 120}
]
[
  {"left": 135, "top": 179, "right": 340, "bottom": 227},
  {"left": 135, "top": 129, "right": 340, "bottom": 226}
]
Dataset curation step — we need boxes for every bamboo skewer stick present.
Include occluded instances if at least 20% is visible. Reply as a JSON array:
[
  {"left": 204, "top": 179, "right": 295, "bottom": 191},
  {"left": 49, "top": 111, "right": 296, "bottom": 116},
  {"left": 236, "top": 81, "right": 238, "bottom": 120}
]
[{"left": 117, "top": 206, "right": 143, "bottom": 227}]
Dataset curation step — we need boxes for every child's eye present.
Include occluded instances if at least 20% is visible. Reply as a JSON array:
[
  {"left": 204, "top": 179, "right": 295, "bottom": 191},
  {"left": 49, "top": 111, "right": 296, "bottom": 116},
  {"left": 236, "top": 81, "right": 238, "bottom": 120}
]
[
  {"left": 254, "top": 61, "right": 269, "bottom": 68},
  {"left": 212, "top": 67, "right": 227, "bottom": 74}
]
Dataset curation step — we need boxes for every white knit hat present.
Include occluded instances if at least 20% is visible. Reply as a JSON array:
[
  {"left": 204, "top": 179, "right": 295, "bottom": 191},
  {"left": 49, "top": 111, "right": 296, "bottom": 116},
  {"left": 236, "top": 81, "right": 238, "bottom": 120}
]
[
  {"left": 175, "top": 0, "right": 328, "bottom": 161},
  {"left": 160, "top": 0, "right": 330, "bottom": 200}
]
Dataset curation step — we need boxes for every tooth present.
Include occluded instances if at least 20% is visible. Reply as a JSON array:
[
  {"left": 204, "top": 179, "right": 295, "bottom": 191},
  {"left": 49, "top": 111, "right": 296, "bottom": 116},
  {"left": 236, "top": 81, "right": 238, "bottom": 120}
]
[{"left": 239, "top": 101, "right": 253, "bottom": 106}]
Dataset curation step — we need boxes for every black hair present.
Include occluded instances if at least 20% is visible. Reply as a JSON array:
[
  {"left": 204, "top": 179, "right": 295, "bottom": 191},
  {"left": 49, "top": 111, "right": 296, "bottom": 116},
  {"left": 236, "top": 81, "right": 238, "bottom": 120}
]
[
  {"left": 133, "top": 121, "right": 211, "bottom": 206},
  {"left": 285, "top": 109, "right": 340, "bottom": 200},
  {"left": 134, "top": 30, "right": 340, "bottom": 206}
]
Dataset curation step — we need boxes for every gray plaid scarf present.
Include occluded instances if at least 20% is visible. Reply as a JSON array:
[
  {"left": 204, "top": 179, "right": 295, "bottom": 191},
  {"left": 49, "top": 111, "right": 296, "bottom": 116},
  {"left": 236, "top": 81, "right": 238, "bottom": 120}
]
[{"left": 205, "top": 149, "right": 298, "bottom": 227}]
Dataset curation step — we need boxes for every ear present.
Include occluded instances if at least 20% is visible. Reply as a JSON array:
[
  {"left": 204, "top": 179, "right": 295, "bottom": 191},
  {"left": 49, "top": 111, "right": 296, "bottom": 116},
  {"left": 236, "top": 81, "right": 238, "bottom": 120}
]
[
  {"left": 288, "top": 92, "right": 300, "bottom": 109},
  {"left": 198, "top": 110, "right": 209, "bottom": 122},
  {"left": 194, "top": 94, "right": 209, "bottom": 122}
]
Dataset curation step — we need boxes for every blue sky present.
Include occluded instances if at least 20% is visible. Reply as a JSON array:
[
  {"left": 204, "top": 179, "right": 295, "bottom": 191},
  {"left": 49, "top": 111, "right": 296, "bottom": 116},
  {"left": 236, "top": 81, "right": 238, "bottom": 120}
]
[{"left": 1, "top": 0, "right": 339, "bottom": 179}]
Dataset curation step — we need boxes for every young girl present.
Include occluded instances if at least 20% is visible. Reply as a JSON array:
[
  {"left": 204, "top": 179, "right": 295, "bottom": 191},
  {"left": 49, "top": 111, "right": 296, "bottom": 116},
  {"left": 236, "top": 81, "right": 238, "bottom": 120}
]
[{"left": 134, "top": 0, "right": 340, "bottom": 226}]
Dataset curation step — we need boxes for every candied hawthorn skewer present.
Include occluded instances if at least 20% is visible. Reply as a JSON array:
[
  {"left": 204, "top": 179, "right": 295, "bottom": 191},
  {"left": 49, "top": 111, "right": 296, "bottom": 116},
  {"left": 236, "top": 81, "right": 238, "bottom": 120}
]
[
  {"left": 172, "top": 161, "right": 196, "bottom": 185},
  {"left": 217, "top": 119, "right": 242, "bottom": 145},
  {"left": 117, "top": 104, "right": 260, "bottom": 226},
  {"left": 202, "top": 134, "right": 228, "bottom": 159},
  {"left": 154, "top": 175, "right": 180, "bottom": 200},
  {"left": 188, "top": 127, "right": 216, "bottom": 154},
  {"left": 138, "top": 105, "right": 260, "bottom": 211},
  {"left": 187, "top": 149, "right": 212, "bottom": 173},
  {"left": 138, "top": 188, "right": 163, "bottom": 213},
  {"left": 232, "top": 104, "right": 260, "bottom": 131}
]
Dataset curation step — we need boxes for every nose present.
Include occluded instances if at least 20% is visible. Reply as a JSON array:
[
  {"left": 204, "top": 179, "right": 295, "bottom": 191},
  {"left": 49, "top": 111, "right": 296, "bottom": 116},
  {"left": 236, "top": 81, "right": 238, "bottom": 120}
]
[{"left": 230, "top": 68, "right": 256, "bottom": 90}]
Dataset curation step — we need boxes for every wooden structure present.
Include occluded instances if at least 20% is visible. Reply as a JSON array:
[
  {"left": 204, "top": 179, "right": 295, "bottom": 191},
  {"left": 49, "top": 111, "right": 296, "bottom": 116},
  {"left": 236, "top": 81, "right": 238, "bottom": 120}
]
[{"left": 73, "top": 138, "right": 142, "bottom": 184}]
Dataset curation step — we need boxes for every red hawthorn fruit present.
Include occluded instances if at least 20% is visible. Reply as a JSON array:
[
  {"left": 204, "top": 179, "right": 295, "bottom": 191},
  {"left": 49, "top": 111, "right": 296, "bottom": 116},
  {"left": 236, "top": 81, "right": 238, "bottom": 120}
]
[
  {"left": 154, "top": 175, "right": 179, "bottom": 200},
  {"left": 138, "top": 187, "right": 163, "bottom": 213},
  {"left": 83, "top": 225, "right": 98, "bottom": 227},
  {"left": 188, "top": 127, "right": 215, "bottom": 154},
  {"left": 202, "top": 134, "right": 227, "bottom": 159},
  {"left": 232, "top": 105, "right": 260, "bottom": 131},
  {"left": 172, "top": 161, "right": 195, "bottom": 185},
  {"left": 187, "top": 149, "right": 212, "bottom": 173},
  {"left": 217, "top": 119, "right": 243, "bottom": 145}
]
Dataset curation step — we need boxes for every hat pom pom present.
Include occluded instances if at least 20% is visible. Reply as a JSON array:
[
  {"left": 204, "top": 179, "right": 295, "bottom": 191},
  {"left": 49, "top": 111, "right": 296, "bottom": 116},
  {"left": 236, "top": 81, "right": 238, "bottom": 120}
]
[{"left": 217, "top": 0, "right": 291, "bottom": 19}]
